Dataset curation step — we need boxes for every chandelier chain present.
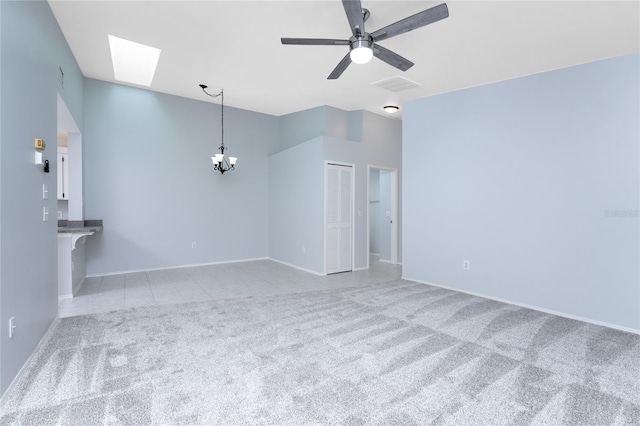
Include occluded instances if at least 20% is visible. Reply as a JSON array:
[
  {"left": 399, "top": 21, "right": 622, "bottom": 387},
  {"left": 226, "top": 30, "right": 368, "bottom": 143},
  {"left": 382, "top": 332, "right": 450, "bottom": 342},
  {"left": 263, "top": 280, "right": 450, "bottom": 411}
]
[{"left": 199, "top": 85, "right": 225, "bottom": 150}]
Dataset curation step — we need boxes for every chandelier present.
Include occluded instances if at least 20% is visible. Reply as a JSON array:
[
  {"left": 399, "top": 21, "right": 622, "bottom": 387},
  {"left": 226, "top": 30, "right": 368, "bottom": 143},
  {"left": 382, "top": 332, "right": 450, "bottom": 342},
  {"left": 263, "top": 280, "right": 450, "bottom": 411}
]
[{"left": 199, "top": 84, "right": 237, "bottom": 174}]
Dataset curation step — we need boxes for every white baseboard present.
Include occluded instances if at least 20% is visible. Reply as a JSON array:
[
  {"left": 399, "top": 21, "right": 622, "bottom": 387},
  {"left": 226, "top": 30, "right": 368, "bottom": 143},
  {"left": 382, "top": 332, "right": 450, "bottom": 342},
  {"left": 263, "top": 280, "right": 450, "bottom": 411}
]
[
  {"left": 402, "top": 275, "right": 640, "bottom": 335},
  {"left": 268, "top": 258, "right": 325, "bottom": 276},
  {"left": 0, "top": 317, "right": 60, "bottom": 407},
  {"left": 87, "top": 257, "right": 374, "bottom": 279},
  {"left": 86, "top": 257, "right": 270, "bottom": 278},
  {"left": 352, "top": 266, "right": 368, "bottom": 271}
]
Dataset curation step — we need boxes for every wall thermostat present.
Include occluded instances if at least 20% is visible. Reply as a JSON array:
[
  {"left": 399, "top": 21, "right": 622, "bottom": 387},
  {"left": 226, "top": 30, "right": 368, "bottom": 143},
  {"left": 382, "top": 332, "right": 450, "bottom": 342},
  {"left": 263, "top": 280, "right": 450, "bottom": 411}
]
[{"left": 34, "top": 138, "right": 46, "bottom": 150}]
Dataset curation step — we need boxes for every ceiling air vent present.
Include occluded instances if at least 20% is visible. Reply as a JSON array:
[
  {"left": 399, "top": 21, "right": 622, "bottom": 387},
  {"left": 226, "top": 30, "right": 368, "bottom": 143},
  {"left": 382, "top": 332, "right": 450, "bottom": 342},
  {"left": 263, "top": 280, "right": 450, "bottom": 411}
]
[{"left": 370, "top": 76, "right": 422, "bottom": 92}]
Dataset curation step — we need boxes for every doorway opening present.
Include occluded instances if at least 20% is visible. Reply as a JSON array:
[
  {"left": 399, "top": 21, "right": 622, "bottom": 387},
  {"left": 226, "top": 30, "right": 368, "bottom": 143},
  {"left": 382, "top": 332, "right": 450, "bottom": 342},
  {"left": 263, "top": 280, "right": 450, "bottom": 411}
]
[
  {"left": 56, "top": 93, "right": 83, "bottom": 221},
  {"left": 367, "top": 165, "right": 398, "bottom": 268}
]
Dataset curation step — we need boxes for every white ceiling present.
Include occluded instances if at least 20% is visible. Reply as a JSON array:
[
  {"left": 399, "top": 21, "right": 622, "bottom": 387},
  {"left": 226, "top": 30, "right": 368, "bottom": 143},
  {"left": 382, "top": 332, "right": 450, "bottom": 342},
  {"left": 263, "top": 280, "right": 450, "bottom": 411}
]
[{"left": 48, "top": 1, "right": 639, "bottom": 118}]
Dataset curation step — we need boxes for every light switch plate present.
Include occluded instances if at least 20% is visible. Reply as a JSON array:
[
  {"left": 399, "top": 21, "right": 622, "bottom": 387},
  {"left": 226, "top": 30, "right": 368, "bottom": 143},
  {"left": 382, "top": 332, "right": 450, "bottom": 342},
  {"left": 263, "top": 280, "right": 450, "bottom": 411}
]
[{"left": 9, "top": 317, "right": 15, "bottom": 339}]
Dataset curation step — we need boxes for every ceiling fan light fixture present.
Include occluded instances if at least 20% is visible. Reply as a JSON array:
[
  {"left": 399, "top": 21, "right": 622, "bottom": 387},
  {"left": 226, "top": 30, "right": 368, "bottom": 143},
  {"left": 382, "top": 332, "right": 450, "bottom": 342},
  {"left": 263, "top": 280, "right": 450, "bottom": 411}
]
[
  {"left": 281, "top": 2, "right": 450, "bottom": 79},
  {"left": 384, "top": 105, "right": 400, "bottom": 113},
  {"left": 350, "top": 39, "right": 373, "bottom": 64}
]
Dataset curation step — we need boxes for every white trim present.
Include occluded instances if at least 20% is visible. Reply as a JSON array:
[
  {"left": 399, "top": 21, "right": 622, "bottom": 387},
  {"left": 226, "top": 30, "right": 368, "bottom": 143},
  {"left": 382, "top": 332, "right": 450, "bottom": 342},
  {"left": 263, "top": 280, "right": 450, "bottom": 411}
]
[
  {"left": 367, "top": 165, "right": 399, "bottom": 270},
  {"left": 0, "top": 317, "right": 60, "bottom": 407},
  {"left": 402, "top": 276, "right": 640, "bottom": 335},
  {"left": 352, "top": 266, "right": 368, "bottom": 272},
  {"left": 268, "top": 258, "right": 325, "bottom": 276},
  {"left": 323, "top": 162, "right": 327, "bottom": 275},
  {"left": 390, "top": 170, "right": 398, "bottom": 265},
  {"left": 85, "top": 257, "right": 269, "bottom": 278},
  {"left": 324, "top": 161, "right": 356, "bottom": 275},
  {"left": 366, "top": 166, "right": 370, "bottom": 270}
]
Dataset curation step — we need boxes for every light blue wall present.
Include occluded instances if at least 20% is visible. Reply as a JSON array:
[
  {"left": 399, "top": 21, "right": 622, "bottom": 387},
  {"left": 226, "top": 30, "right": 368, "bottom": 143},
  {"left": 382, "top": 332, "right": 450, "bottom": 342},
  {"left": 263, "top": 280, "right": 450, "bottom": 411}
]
[
  {"left": 83, "top": 79, "right": 279, "bottom": 275},
  {"left": 403, "top": 53, "right": 640, "bottom": 331},
  {"left": 324, "top": 111, "right": 403, "bottom": 269},
  {"left": 279, "top": 105, "right": 363, "bottom": 151},
  {"left": 0, "top": 0, "right": 3, "bottom": 396},
  {"left": 269, "top": 137, "right": 325, "bottom": 273},
  {"left": 323, "top": 128, "right": 402, "bottom": 269},
  {"left": 82, "top": 79, "right": 402, "bottom": 277},
  {"left": 279, "top": 107, "right": 327, "bottom": 152},
  {"left": 0, "top": 0, "right": 84, "bottom": 395},
  {"left": 269, "top": 108, "right": 402, "bottom": 273},
  {"left": 363, "top": 111, "right": 403, "bottom": 262}
]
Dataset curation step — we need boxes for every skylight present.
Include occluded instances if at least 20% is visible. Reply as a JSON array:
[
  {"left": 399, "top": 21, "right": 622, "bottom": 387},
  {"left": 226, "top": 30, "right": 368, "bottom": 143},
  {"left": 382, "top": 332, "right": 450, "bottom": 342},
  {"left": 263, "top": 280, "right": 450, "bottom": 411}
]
[{"left": 108, "top": 35, "right": 161, "bottom": 87}]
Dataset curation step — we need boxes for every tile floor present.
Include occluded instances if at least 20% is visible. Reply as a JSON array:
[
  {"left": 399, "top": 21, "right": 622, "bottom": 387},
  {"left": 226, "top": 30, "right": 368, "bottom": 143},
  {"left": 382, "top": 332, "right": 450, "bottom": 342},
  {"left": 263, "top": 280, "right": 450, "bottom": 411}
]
[{"left": 59, "top": 257, "right": 402, "bottom": 318}]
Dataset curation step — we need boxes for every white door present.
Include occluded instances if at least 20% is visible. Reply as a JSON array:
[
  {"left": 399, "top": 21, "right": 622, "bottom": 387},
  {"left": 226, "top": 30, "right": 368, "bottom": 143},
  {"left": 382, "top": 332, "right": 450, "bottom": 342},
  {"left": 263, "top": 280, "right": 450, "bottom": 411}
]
[{"left": 326, "top": 163, "right": 353, "bottom": 274}]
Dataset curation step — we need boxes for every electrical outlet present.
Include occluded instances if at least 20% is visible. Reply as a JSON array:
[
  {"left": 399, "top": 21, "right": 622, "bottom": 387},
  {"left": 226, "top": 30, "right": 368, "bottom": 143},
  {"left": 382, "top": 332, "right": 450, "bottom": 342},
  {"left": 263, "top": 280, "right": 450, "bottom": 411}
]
[
  {"left": 9, "top": 317, "right": 16, "bottom": 339},
  {"left": 191, "top": 242, "right": 197, "bottom": 249},
  {"left": 42, "top": 184, "right": 48, "bottom": 199},
  {"left": 42, "top": 206, "right": 49, "bottom": 222},
  {"left": 463, "top": 260, "right": 470, "bottom": 270}
]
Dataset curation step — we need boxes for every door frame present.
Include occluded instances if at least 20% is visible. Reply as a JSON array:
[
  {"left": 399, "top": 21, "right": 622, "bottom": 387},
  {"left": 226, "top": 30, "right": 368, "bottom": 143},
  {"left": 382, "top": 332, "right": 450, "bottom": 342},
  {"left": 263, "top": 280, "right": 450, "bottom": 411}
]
[
  {"left": 367, "top": 164, "right": 398, "bottom": 269},
  {"left": 57, "top": 92, "right": 83, "bottom": 220},
  {"left": 324, "top": 161, "right": 355, "bottom": 275}
]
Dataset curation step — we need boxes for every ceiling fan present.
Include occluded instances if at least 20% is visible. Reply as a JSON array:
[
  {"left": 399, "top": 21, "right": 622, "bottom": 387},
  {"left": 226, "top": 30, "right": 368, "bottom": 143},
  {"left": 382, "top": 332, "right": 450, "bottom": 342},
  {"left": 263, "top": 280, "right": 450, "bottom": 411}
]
[{"left": 281, "top": 0, "right": 449, "bottom": 79}]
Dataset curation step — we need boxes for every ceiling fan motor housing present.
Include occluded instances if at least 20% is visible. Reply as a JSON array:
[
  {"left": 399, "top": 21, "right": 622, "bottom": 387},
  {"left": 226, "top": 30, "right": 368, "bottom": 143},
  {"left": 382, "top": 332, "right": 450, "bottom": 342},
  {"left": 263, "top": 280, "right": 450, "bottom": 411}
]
[{"left": 349, "top": 34, "right": 373, "bottom": 50}]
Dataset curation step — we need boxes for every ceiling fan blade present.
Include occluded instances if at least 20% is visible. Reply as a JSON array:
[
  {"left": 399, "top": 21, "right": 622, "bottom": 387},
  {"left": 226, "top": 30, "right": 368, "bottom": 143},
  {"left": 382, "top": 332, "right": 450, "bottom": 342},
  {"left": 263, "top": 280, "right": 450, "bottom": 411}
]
[
  {"left": 281, "top": 38, "right": 350, "bottom": 46},
  {"left": 328, "top": 52, "right": 352, "bottom": 80},
  {"left": 371, "top": 3, "right": 449, "bottom": 42},
  {"left": 342, "top": 0, "right": 365, "bottom": 36},
  {"left": 373, "top": 44, "right": 414, "bottom": 72}
]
